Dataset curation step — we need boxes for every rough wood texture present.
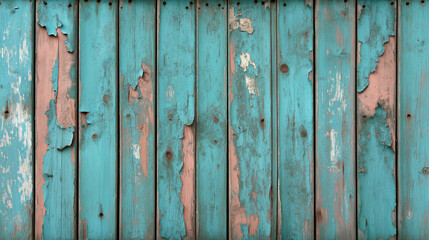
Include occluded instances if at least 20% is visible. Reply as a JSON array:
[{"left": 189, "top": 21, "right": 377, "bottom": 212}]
[
  {"left": 277, "top": 1, "right": 314, "bottom": 239},
  {"left": 315, "top": 0, "right": 356, "bottom": 238},
  {"left": 78, "top": 0, "right": 118, "bottom": 238},
  {"left": 35, "top": 1, "right": 77, "bottom": 239},
  {"left": 0, "top": 1, "right": 34, "bottom": 238},
  {"left": 157, "top": 0, "right": 196, "bottom": 239},
  {"left": 228, "top": 1, "right": 273, "bottom": 239},
  {"left": 398, "top": 0, "right": 429, "bottom": 238},
  {"left": 119, "top": 0, "right": 156, "bottom": 239},
  {"left": 357, "top": 0, "right": 397, "bottom": 239},
  {"left": 196, "top": 0, "right": 227, "bottom": 238}
]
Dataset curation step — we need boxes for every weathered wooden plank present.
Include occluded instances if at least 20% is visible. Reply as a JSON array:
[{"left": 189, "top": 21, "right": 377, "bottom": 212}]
[
  {"left": 315, "top": 0, "right": 356, "bottom": 238},
  {"left": 119, "top": 0, "right": 156, "bottom": 239},
  {"left": 357, "top": 0, "right": 396, "bottom": 239},
  {"left": 398, "top": 0, "right": 429, "bottom": 238},
  {"left": 228, "top": 1, "right": 272, "bottom": 239},
  {"left": 277, "top": 0, "right": 314, "bottom": 239},
  {"left": 78, "top": 0, "right": 118, "bottom": 238},
  {"left": 196, "top": 0, "right": 227, "bottom": 238},
  {"left": 35, "top": 0, "right": 77, "bottom": 239},
  {"left": 157, "top": 0, "right": 196, "bottom": 239},
  {"left": 0, "top": 1, "right": 34, "bottom": 238},
  {"left": 271, "top": 1, "right": 278, "bottom": 239}
]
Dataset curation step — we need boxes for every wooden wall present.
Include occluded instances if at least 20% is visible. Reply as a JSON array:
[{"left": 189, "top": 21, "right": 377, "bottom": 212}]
[{"left": 0, "top": 0, "right": 428, "bottom": 239}]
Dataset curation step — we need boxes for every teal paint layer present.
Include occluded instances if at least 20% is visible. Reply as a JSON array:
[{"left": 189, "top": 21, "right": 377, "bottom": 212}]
[
  {"left": 357, "top": 1, "right": 397, "bottom": 239},
  {"left": 37, "top": 0, "right": 77, "bottom": 52},
  {"left": 357, "top": 0, "right": 395, "bottom": 92},
  {"left": 0, "top": 1, "right": 34, "bottom": 238},
  {"left": 315, "top": 0, "right": 356, "bottom": 238},
  {"left": 79, "top": 0, "right": 118, "bottom": 238},
  {"left": 399, "top": 0, "right": 429, "bottom": 238},
  {"left": 358, "top": 105, "right": 396, "bottom": 239},
  {"left": 228, "top": 1, "right": 272, "bottom": 239},
  {"left": 157, "top": 0, "right": 196, "bottom": 239},
  {"left": 196, "top": 0, "right": 227, "bottom": 239},
  {"left": 119, "top": 0, "right": 156, "bottom": 239},
  {"left": 277, "top": 1, "right": 314, "bottom": 239}
]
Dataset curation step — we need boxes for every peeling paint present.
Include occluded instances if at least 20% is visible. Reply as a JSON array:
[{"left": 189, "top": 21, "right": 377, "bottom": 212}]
[
  {"left": 239, "top": 52, "right": 256, "bottom": 72},
  {"left": 245, "top": 75, "right": 258, "bottom": 95},
  {"left": 229, "top": 7, "right": 254, "bottom": 34}
]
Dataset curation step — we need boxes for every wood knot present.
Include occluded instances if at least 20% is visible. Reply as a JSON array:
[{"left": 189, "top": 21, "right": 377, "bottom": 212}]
[
  {"left": 213, "top": 116, "right": 219, "bottom": 123},
  {"left": 280, "top": 64, "right": 289, "bottom": 73},
  {"left": 165, "top": 151, "right": 172, "bottom": 160}
]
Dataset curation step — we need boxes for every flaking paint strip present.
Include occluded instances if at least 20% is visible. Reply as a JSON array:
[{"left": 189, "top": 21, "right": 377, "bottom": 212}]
[{"left": 228, "top": 7, "right": 254, "bottom": 34}]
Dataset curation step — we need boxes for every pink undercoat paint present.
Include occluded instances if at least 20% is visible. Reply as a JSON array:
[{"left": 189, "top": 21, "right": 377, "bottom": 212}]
[
  {"left": 180, "top": 125, "right": 195, "bottom": 239},
  {"left": 229, "top": 129, "right": 260, "bottom": 240},
  {"left": 35, "top": 27, "right": 76, "bottom": 239},
  {"left": 138, "top": 123, "right": 149, "bottom": 177},
  {"left": 358, "top": 36, "right": 396, "bottom": 150}
]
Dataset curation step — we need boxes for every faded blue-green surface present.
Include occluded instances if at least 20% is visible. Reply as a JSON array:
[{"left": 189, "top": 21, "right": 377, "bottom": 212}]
[
  {"left": 358, "top": 106, "right": 396, "bottom": 239},
  {"left": 196, "top": 0, "right": 227, "bottom": 239},
  {"left": 79, "top": 0, "right": 117, "bottom": 238},
  {"left": 399, "top": 0, "right": 429, "bottom": 238},
  {"left": 37, "top": 0, "right": 76, "bottom": 52},
  {"left": 119, "top": 0, "right": 156, "bottom": 239},
  {"left": 315, "top": 0, "right": 356, "bottom": 238},
  {"left": 357, "top": 1, "right": 397, "bottom": 239},
  {"left": 157, "top": 0, "right": 195, "bottom": 239},
  {"left": 228, "top": 1, "right": 272, "bottom": 239},
  {"left": 0, "top": 1, "right": 34, "bottom": 239},
  {"left": 278, "top": 1, "right": 314, "bottom": 239}
]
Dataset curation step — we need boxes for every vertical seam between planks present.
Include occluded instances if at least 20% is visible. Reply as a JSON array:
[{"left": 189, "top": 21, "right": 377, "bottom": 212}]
[
  {"left": 194, "top": 0, "right": 198, "bottom": 237},
  {"left": 354, "top": 0, "right": 358, "bottom": 238},
  {"left": 226, "top": 1, "right": 230, "bottom": 239},
  {"left": 395, "top": 0, "right": 399, "bottom": 235},
  {"left": 76, "top": 0, "right": 80, "bottom": 238},
  {"left": 313, "top": 0, "right": 317, "bottom": 238},
  {"left": 32, "top": 0, "right": 36, "bottom": 238},
  {"left": 155, "top": 0, "right": 159, "bottom": 238},
  {"left": 117, "top": 0, "right": 120, "bottom": 239}
]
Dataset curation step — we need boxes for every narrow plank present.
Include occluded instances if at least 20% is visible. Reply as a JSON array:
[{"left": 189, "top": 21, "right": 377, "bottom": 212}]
[
  {"left": 119, "top": 0, "right": 156, "bottom": 239},
  {"left": 356, "top": 0, "right": 396, "bottom": 239},
  {"left": 157, "top": 0, "right": 196, "bottom": 239},
  {"left": 277, "top": 0, "right": 314, "bottom": 239},
  {"left": 228, "top": 1, "right": 272, "bottom": 238},
  {"left": 35, "top": 1, "right": 77, "bottom": 239},
  {"left": 315, "top": 0, "right": 356, "bottom": 238},
  {"left": 196, "top": 0, "right": 227, "bottom": 238},
  {"left": 398, "top": 0, "right": 429, "bottom": 238},
  {"left": 271, "top": 1, "right": 278, "bottom": 239},
  {"left": 0, "top": 1, "right": 34, "bottom": 238},
  {"left": 78, "top": 0, "right": 118, "bottom": 238}
]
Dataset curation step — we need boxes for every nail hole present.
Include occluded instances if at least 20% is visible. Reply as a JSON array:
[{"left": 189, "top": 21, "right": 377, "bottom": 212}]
[
  {"left": 68, "top": 3, "right": 72, "bottom": 8},
  {"left": 407, "top": 113, "right": 412, "bottom": 118},
  {"left": 283, "top": 3, "right": 286, "bottom": 7},
  {"left": 390, "top": 1, "right": 394, "bottom": 5},
  {"left": 406, "top": 2, "right": 410, "bottom": 6},
  {"left": 254, "top": 0, "right": 258, "bottom": 3},
  {"left": 363, "top": 115, "right": 367, "bottom": 119},
  {"left": 190, "top": 1, "right": 193, "bottom": 5},
  {"left": 43, "top": 1, "right": 47, "bottom": 5},
  {"left": 344, "top": 0, "right": 347, "bottom": 2},
  {"left": 205, "top": 3, "right": 208, "bottom": 6},
  {"left": 109, "top": 2, "right": 112, "bottom": 6},
  {"left": 422, "top": 0, "right": 425, "bottom": 3},
  {"left": 97, "top": 0, "right": 100, "bottom": 3},
  {"left": 261, "top": 1, "right": 265, "bottom": 5},
  {"left": 163, "top": 1, "right": 166, "bottom": 6},
  {"left": 362, "top": 4, "right": 365, "bottom": 8},
  {"left": 99, "top": 212, "right": 104, "bottom": 218},
  {"left": 218, "top": 3, "right": 221, "bottom": 7},
  {"left": 237, "top": 2, "right": 240, "bottom": 6},
  {"left": 185, "top": 6, "right": 188, "bottom": 9}
]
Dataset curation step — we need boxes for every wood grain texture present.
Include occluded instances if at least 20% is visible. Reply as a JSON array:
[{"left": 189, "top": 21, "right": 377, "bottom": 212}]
[
  {"left": 228, "top": 1, "right": 272, "bottom": 239},
  {"left": 196, "top": 0, "right": 227, "bottom": 239},
  {"left": 157, "top": 0, "right": 196, "bottom": 239},
  {"left": 398, "top": 0, "right": 429, "bottom": 238},
  {"left": 35, "top": 0, "right": 77, "bottom": 239},
  {"left": 315, "top": 0, "right": 356, "bottom": 239},
  {"left": 357, "top": 0, "right": 396, "bottom": 239},
  {"left": 78, "top": 0, "right": 118, "bottom": 238},
  {"left": 0, "top": 1, "right": 34, "bottom": 238},
  {"left": 119, "top": 0, "right": 156, "bottom": 239},
  {"left": 277, "top": 1, "right": 314, "bottom": 239}
]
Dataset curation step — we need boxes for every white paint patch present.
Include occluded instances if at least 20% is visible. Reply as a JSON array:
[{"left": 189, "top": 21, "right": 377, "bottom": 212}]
[
  {"left": 328, "top": 129, "right": 340, "bottom": 173},
  {"left": 240, "top": 52, "right": 256, "bottom": 72},
  {"left": 245, "top": 75, "right": 258, "bottom": 95},
  {"left": 132, "top": 144, "right": 141, "bottom": 159},
  {"left": 229, "top": 7, "right": 254, "bottom": 34},
  {"left": 166, "top": 85, "right": 175, "bottom": 98}
]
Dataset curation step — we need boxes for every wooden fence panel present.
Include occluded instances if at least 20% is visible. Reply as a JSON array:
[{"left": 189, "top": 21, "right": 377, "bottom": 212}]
[
  {"left": 35, "top": 0, "right": 78, "bottom": 239},
  {"left": 277, "top": 0, "right": 314, "bottom": 239},
  {"left": 119, "top": 0, "right": 156, "bottom": 239},
  {"left": 0, "top": 1, "right": 34, "bottom": 239},
  {"left": 157, "top": 0, "right": 196, "bottom": 239},
  {"left": 78, "top": 0, "right": 118, "bottom": 238},
  {"left": 315, "top": 0, "right": 356, "bottom": 238},
  {"left": 398, "top": 0, "right": 429, "bottom": 238},
  {"left": 228, "top": 1, "right": 273, "bottom": 239},
  {"left": 196, "top": 0, "right": 228, "bottom": 239},
  {"left": 357, "top": 0, "right": 397, "bottom": 239}
]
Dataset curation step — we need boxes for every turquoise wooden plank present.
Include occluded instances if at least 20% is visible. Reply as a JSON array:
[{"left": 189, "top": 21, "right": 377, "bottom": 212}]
[
  {"left": 228, "top": 1, "right": 272, "bottom": 239},
  {"left": 119, "top": 0, "right": 156, "bottom": 239},
  {"left": 315, "top": 0, "right": 356, "bottom": 238},
  {"left": 35, "top": 0, "right": 77, "bottom": 239},
  {"left": 357, "top": 0, "right": 397, "bottom": 239},
  {"left": 78, "top": 0, "right": 118, "bottom": 238},
  {"left": 277, "top": 0, "right": 314, "bottom": 239},
  {"left": 196, "top": 0, "right": 227, "bottom": 238},
  {"left": 399, "top": 0, "right": 429, "bottom": 238},
  {"left": 0, "top": 1, "right": 34, "bottom": 238},
  {"left": 157, "top": 0, "right": 196, "bottom": 239}
]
